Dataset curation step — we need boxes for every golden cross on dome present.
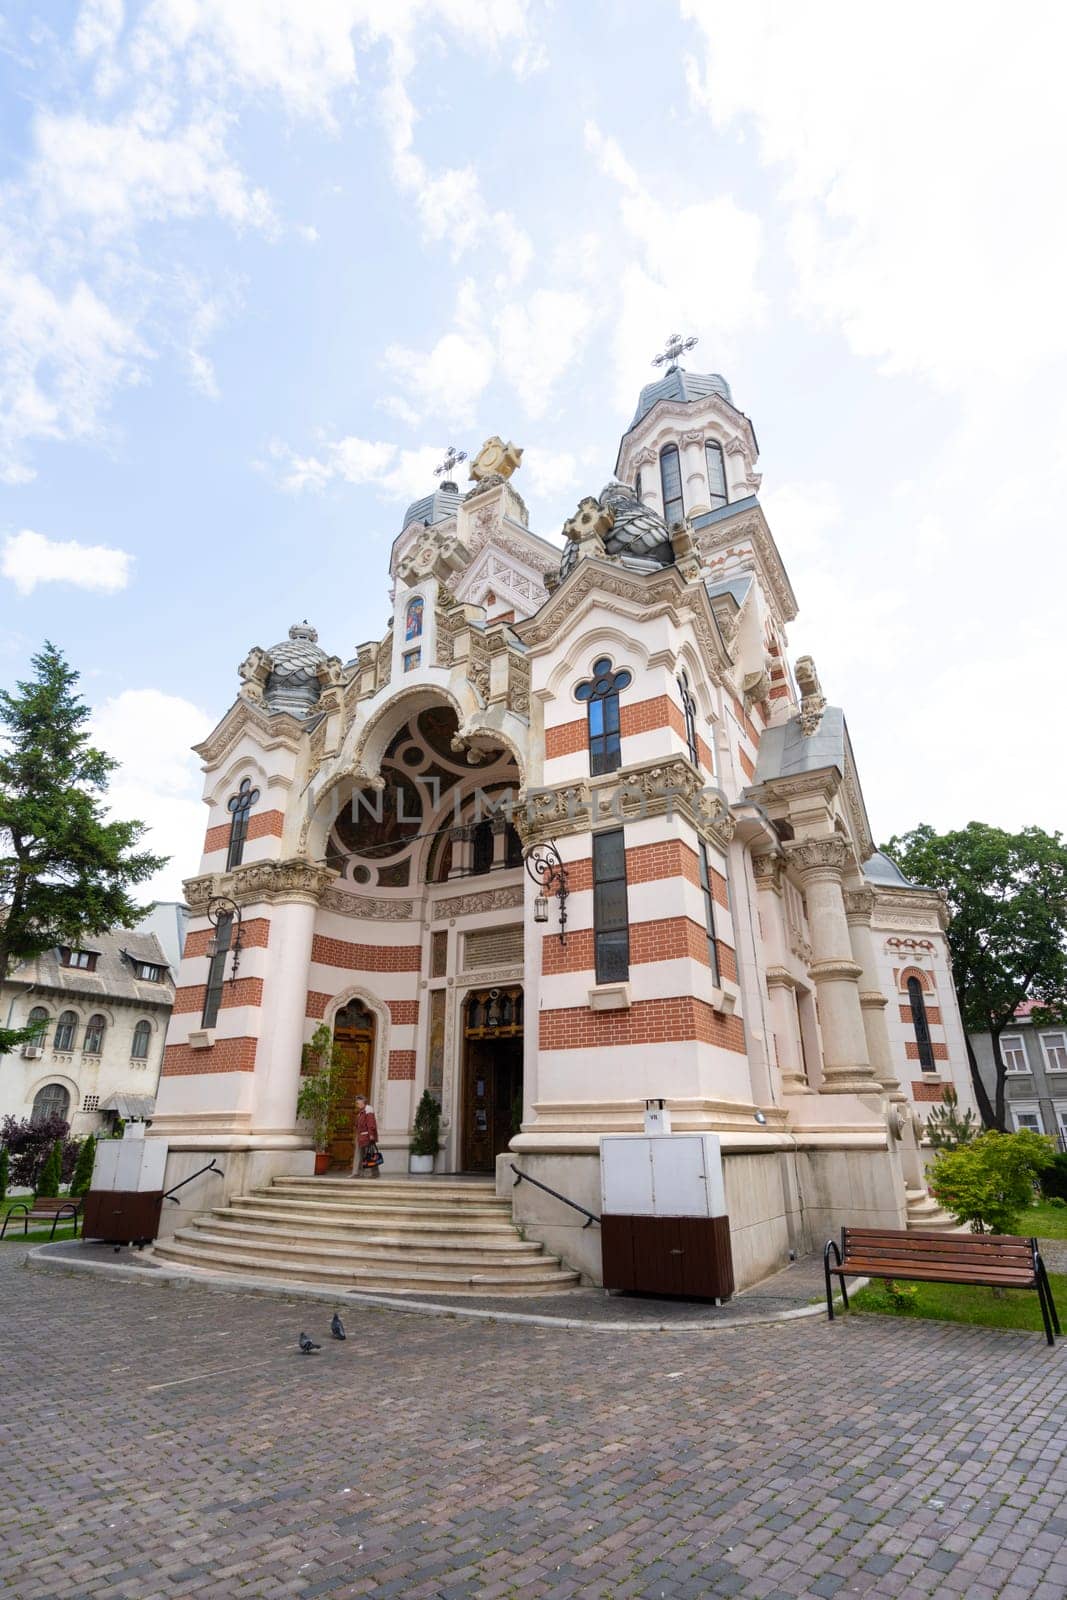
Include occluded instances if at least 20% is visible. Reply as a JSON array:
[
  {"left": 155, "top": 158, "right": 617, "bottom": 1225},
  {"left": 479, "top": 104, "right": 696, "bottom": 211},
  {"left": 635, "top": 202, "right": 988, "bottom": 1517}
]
[
  {"left": 434, "top": 445, "right": 467, "bottom": 481},
  {"left": 652, "top": 333, "right": 698, "bottom": 372}
]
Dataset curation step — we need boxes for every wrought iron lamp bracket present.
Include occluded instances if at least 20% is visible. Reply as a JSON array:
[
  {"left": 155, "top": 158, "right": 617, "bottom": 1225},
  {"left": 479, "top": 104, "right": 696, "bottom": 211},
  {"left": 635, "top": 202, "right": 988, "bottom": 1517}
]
[
  {"left": 523, "top": 841, "right": 568, "bottom": 946},
  {"left": 207, "top": 895, "right": 243, "bottom": 984}
]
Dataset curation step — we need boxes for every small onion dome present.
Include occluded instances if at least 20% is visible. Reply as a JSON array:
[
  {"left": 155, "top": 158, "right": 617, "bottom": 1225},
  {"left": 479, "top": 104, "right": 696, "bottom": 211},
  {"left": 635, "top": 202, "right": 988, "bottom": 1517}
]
[
  {"left": 559, "top": 482, "right": 673, "bottom": 583},
  {"left": 629, "top": 367, "right": 733, "bottom": 430},
  {"left": 264, "top": 622, "right": 327, "bottom": 717}
]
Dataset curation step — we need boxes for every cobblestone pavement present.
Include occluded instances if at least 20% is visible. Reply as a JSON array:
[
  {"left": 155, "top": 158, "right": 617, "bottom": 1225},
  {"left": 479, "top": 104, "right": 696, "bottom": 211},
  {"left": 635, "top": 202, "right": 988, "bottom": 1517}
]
[{"left": 4, "top": 1250, "right": 1067, "bottom": 1600}]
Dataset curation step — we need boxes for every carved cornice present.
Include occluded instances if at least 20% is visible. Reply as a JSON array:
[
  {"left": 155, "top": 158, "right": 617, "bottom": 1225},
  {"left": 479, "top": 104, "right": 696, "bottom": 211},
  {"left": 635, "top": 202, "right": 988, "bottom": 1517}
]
[
  {"left": 783, "top": 836, "right": 853, "bottom": 879},
  {"left": 184, "top": 856, "right": 339, "bottom": 912},
  {"left": 456, "top": 964, "right": 524, "bottom": 988},
  {"left": 764, "top": 964, "right": 797, "bottom": 989},
  {"left": 751, "top": 852, "right": 785, "bottom": 893},
  {"left": 691, "top": 506, "right": 798, "bottom": 626},
  {"left": 193, "top": 698, "right": 304, "bottom": 770},
  {"left": 870, "top": 886, "right": 949, "bottom": 931}
]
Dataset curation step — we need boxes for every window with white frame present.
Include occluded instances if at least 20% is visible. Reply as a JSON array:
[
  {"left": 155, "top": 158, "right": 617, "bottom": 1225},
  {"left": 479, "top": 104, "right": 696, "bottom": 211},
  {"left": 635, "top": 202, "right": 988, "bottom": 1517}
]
[
  {"left": 1041, "top": 1032, "right": 1067, "bottom": 1073},
  {"left": 1001, "top": 1034, "right": 1029, "bottom": 1073},
  {"left": 1010, "top": 1104, "right": 1043, "bottom": 1133}
]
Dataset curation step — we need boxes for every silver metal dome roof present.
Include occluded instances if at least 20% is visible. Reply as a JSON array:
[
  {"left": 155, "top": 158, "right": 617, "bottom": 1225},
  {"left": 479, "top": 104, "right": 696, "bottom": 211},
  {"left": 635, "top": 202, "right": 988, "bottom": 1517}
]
[
  {"left": 559, "top": 483, "right": 673, "bottom": 582},
  {"left": 629, "top": 367, "right": 734, "bottom": 430},
  {"left": 401, "top": 485, "right": 460, "bottom": 532},
  {"left": 264, "top": 623, "right": 327, "bottom": 717}
]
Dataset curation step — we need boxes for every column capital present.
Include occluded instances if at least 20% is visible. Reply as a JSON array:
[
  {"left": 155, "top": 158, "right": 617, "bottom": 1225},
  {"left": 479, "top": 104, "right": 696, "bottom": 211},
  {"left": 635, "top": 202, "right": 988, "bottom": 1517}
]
[
  {"left": 184, "top": 856, "right": 339, "bottom": 911},
  {"left": 751, "top": 852, "right": 785, "bottom": 893},
  {"left": 843, "top": 885, "right": 876, "bottom": 923},
  {"left": 783, "top": 835, "right": 852, "bottom": 880}
]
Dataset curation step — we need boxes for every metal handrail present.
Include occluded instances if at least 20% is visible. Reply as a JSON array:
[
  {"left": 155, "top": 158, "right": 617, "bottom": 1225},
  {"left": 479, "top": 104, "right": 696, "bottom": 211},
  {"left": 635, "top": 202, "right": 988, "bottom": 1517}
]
[
  {"left": 510, "top": 1162, "right": 599, "bottom": 1228},
  {"left": 162, "top": 1158, "right": 225, "bottom": 1204}
]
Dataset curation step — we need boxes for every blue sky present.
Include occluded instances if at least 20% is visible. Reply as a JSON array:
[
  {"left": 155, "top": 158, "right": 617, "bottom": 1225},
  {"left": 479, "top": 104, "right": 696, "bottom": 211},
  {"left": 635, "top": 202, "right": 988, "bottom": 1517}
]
[{"left": 1, "top": 2, "right": 1064, "bottom": 899}]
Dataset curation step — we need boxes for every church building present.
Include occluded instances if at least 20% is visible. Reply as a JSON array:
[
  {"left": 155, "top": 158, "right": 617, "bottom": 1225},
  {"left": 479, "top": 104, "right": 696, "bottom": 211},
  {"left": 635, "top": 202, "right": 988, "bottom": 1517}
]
[{"left": 150, "top": 344, "right": 976, "bottom": 1288}]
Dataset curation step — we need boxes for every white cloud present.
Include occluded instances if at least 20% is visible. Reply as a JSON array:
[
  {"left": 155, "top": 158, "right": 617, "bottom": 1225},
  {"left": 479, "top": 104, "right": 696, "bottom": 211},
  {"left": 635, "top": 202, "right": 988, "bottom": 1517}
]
[
  {"left": 1, "top": 529, "right": 133, "bottom": 595},
  {"left": 91, "top": 687, "right": 213, "bottom": 900},
  {"left": 269, "top": 434, "right": 443, "bottom": 503},
  {"left": 383, "top": 281, "right": 496, "bottom": 427},
  {"left": 495, "top": 290, "right": 592, "bottom": 419},
  {"left": 681, "top": 0, "right": 1067, "bottom": 391},
  {"left": 584, "top": 120, "right": 765, "bottom": 405}
]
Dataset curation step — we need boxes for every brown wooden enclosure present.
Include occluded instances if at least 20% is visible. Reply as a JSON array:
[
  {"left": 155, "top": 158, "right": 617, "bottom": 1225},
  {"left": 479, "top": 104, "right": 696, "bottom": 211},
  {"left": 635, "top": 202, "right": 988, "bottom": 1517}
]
[
  {"left": 600, "top": 1214, "right": 735, "bottom": 1300},
  {"left": 462, "top": 986, "right": 523, "bottom": 1173},
  {"left": 328, "top": 1000, "right": 376, "bottom": 1170}
]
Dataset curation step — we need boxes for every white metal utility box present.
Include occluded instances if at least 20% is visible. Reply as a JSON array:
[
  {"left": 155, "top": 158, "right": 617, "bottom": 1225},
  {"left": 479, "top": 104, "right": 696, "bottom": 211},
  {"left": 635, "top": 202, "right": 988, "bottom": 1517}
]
[
  {"left": 92, "top": 1134, "right": 168, "bottom": 1194},
  {"left": 599, "top": 1134, "right": 734, "bottom": 1300}
]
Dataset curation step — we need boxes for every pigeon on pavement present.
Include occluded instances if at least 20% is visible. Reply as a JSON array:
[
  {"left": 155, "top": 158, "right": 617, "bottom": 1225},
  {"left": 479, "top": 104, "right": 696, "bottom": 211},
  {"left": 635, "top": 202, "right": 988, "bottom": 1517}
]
[
  {"left": 299, "top": 1332, "right": 321, "bottom": 1353},
  {"left": 331, "top": 1313, "right": 346, "bottom": 1341}
]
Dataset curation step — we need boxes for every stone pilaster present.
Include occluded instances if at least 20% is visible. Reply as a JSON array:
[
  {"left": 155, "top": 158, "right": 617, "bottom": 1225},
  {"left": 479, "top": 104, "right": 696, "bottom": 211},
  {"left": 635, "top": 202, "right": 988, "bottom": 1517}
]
[
  {"left": 784, "top": 838, "right": 880, "bottom": 1095},
  {"left": 844, "top": 884, "right": 906, "bottom": 1104}
]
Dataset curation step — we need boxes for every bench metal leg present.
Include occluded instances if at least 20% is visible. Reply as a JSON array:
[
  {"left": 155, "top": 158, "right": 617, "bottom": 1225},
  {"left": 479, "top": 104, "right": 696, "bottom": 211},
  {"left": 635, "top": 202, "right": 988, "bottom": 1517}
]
[
  {"left": 1035, "top": 1257, "right": 1058, "bottom": 1346},
  {"left": 823, "top": 1239, "right": 843, "bottom": 1321}
]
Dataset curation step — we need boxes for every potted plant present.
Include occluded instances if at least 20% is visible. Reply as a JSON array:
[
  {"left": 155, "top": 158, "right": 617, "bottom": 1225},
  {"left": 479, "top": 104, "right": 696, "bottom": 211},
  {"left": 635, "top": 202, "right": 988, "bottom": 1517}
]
[
  {"left": 409, "top": 1089, "right": 441, "bottom": 1175},
  {"left": 298, "top": 1024, "right": 346, "bottom": 1174}
]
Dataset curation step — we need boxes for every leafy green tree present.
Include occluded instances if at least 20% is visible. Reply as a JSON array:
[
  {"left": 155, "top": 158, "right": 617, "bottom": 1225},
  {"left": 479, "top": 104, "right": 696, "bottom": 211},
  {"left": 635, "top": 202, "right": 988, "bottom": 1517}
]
[
  {"left": 296, "top": 1024, "right": 347, "bottom": 1152},
  {"left": 928, "top": 1129, "right": 1054, "bottom": 1234},
  {"left": 34, "top": 1139, "right": 63, "bottom": 1199},
  {"left": 884, "top": 823, "right": 1067, "bottom": 1129},
  {"left": 0, "top": 643, "right": 165, "bottom": 1054},
  {"left": 68, "top": 1134, "right": 97, "bottom": 1196},
  {"left": 924, "top": 1086, "right": 979, "bottom": 1150}
]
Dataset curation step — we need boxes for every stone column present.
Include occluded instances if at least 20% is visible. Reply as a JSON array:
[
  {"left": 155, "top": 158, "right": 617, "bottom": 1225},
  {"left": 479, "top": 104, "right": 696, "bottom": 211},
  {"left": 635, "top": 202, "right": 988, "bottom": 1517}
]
[
  {"left": 751, "top": 850, "right": 811, "bottom": 1094},
  {"left": 784, "top": 837, "right": 881, "bottom": 1095},
  {"left": 251, "top": 861, "right": 337, "bottom": 1137},
  {"left": 845, "top": 885, "right": 905, "bottom": 1103}
]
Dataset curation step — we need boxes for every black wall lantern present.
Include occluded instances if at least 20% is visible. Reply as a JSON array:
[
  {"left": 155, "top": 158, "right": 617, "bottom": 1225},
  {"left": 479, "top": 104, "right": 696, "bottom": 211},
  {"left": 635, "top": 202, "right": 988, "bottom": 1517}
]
[
  {"left": 524, "top": 841, "right": 568, "bottom": 945},
  {"left": 207, "top": 894, "right": 244, "bottom": 983}
]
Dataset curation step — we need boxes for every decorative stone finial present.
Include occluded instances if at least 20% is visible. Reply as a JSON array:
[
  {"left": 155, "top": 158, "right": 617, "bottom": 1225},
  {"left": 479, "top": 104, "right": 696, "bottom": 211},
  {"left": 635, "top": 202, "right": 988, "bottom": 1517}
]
[
  {"left": 469, "top": 436, "right": 523, "bottom": 482},
  {"left": 289, "top": 621, "right": 319, "bottom": 644},
  {"left": 795, "top": 655, "right": 827, "bottom": 737}
]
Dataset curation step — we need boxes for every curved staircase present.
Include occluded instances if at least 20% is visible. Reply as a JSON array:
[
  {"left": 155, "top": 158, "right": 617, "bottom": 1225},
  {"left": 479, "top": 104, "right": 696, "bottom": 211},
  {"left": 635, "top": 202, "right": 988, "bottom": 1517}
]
[
  {"left": 150, "top": 1175, "right": 582, "bottom": 1296},
  {"left": 905, "top": 1184, "right": 960, "bottom": 1232}
]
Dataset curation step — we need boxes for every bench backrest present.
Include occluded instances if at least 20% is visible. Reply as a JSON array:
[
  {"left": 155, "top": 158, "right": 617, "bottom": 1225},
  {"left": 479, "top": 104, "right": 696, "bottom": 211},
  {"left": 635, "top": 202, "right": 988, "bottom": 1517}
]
[
  {"left": 842, "top": 1226, "right": 1035, "bottom": 1273},
  {"left": 28, "top": 1196, "right": 81, "bottom": 1214}
]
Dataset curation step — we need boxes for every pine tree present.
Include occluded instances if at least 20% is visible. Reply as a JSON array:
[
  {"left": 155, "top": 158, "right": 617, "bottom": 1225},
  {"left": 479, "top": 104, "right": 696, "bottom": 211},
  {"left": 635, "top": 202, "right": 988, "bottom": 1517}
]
[
  {"left": 0, "top": 643, "right": 166, "bottom": 1054},
  {"left": 68, "top": 1134, "right": 97, "bottom": 1196},
  {"left": 924, "top": 1086, "right": 979, "bottom": 1150},
  {"left": 35, "top": 1139, "right": 62, "bottom": 1198}
]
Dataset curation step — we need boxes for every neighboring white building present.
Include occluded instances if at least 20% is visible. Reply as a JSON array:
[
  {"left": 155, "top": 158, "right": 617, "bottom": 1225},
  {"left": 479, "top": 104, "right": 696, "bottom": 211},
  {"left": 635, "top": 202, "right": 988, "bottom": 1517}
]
[{"left": 0, "top": 911, "right": 182, "bottom": 1136}]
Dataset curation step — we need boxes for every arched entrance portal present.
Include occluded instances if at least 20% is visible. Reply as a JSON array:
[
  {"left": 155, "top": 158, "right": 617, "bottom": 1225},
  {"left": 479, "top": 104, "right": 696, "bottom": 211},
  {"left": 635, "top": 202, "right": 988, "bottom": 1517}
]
[
  {"left": 329, "top": 1001, "right": 376, "bottom": 1170},
  {"left": 462, "top": 986, "right": 524, "bottom": 1173}
]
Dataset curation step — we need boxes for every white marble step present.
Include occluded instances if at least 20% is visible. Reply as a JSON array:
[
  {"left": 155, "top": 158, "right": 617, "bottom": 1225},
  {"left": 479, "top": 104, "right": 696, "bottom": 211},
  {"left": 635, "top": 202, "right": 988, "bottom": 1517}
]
[
  {"left": 174, "top": 1224, "right": 570, "bottom": 1276},
  {"left": 199, "top": 1214, "right": 544, "bottom": 1257}
]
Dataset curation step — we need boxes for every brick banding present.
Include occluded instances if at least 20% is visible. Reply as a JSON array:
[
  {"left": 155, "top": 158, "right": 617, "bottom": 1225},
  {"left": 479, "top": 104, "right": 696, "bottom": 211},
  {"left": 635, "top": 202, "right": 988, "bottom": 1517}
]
[
  {"left": 388, "top": 1049, "right": 417, "bottom": 1080},
  {"left": 162, "top": 1037, "right": 258, "bottom": 1075},
  {"left": 183, "top": 918, "right": 270, "bottom": 959},
  {"left": 542, "top": 916, "right": 737, "bottom": 977},
  {"left": 540, "top": 997, "right": 745, "bottom": 1053},
  {"left": 204, "top": 810, "right": 285, "bottom": 854},
  {"left": 311, "top": 935, "right": 421, "bottom": 972},
  {"left": 172, "top": 976, "right": 264, "bottom": 1014},
  {"left": 906, "top": 1041, "right": 949, "bottom": 1061}
]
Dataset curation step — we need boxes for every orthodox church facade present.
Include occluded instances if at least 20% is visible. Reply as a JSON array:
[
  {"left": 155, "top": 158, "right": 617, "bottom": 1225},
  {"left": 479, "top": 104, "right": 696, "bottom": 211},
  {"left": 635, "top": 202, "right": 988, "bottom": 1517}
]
[{"left": 151, "top": 353, "right": 975, "bottom": 1287}]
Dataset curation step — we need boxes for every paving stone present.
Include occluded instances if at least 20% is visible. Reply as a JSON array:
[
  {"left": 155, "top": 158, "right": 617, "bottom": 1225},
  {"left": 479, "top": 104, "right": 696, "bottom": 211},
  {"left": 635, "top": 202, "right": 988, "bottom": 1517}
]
[{"left": 5, "top": 1250, "right": 1067, "bottom": 1598}]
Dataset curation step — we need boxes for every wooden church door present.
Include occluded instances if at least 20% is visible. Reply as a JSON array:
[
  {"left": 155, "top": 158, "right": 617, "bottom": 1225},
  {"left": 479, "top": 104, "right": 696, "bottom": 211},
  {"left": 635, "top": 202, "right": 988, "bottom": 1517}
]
[{"left": 328, "top": 1002, "right": 376, "bottom": 1170}]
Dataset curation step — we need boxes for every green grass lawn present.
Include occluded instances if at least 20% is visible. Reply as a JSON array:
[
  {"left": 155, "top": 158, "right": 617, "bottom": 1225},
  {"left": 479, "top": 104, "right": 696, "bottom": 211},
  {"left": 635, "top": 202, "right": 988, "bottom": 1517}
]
[
  {"left": 851, "top": 1271, "right": 1067, "bottom": 1333},
  {"left": 1024, "top": 1201, "right": 1067, "bottom": 1239}
]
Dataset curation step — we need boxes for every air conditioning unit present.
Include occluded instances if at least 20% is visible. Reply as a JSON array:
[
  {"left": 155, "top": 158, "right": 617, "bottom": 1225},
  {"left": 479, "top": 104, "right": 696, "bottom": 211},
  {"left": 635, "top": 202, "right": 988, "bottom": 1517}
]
[{"left": 21, "top": 1044, "right": 42, "bottom": 1059}]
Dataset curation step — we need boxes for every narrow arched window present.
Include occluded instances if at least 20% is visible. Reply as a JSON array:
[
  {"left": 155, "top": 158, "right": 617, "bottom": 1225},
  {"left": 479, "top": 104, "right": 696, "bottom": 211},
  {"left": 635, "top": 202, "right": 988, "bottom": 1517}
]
[
  {"left": 705, "top": 440, "right": 728, "bottom": 510},
  {"left": 26, "top": 1005, "right": 48, "bottom": 1042},
  {"left": 31, "top": 1083, "right": 70, "bottom": 1126},
  {"left": 131, "top": 1020, "right": 152, "bottom": 1060},
  {"left": 84, "top": 1014, "right": 106, "bottom": 1054},
  {"left": 659, "top": 445, "right": 684, "bottom": 527},
  {"left": 678, "top": 670, "right": 699, "bottom": 766},
  {"left": 576, "top": 658, "right": 633, "bottom": 777},
  {"left": 634, "top": 469, "right": 643, "bottom": 501},
  {"left": 908, "top": 976, "right": 935, "bottom": 1071},
  {"left": 54, "top": 1011, "right": 77, "bottom": 1051},
  {"left": 405, "top": 596, "right": 424, "bottom": 641},
  {"left": 226, "top": 776, "right": 260, "bottom": 870}
]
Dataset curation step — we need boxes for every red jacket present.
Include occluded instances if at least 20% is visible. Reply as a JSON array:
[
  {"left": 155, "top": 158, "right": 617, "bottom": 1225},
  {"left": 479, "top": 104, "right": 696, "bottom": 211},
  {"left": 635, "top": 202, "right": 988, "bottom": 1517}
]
[{"left": 356, "top": 1106, "right": 378, "bottom": 1148}]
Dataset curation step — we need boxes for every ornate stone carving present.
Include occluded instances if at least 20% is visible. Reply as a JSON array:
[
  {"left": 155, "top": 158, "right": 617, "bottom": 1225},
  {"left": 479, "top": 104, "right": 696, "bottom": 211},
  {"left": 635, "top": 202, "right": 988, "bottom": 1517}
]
[
  {"left": 455, "top": 965, "right": 524, "bottom": 987},
  {"left": 396, "top": 532, "right": 471, "bottom": 588},
  {"left": 237, "top": 645, "right": 270, "bottom": 703},
  {"left": 432, "top": 885, "right": 524, "bottom": 920},
  {"left": 751, "top": 852, "right": 784, "bottom": 893},
  {"left": 795, "top": 654, "right": 826, "bottom": 737},
  {"left": 784, "top": 836, "right": 853, "bottom": 877},
  {"left": 563, "top": 496, "right": 615, "bottom": 545},
  {"left": 743, "top": 668, "right": 770, "bottom": 708},
  {"left": 697, "top": 790, "right": 736, "bottom": 845},
  {"left": 319, "top": 889, "right": 415, "bottom": 920},
  {"left": 843, "top": 886, "right": 876, "bottom": 921},
  {"left": 469, "top": 437, "right": 523, "bottom": 482},
  {"left": 184, "top": 857, "right": 339, "bottom": 910}
]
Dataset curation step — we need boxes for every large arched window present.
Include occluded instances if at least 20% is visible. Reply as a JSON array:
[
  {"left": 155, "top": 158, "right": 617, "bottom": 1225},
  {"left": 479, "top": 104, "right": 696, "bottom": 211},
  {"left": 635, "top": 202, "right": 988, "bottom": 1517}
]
[
  {"left": 54, "top": 1011, "right": 77, "bottom": 1052},
  {"left": 131, "top": 1020, "right": 152, "bottom": 1060},
  {"left": 226, "top": 776, "right": 260, "bottom": 871},
  {"left": 659, "top": 445, "right": 684, "bottom": 527},
  {"left": 31, "top": 1083, "right": 70, "bottom": 1126},
  {"left": 576, "top": 658, "right": 632, "bottom": 777},
  {"left": 84, "top": 1014, "right": 106, "bottom": 1055},
  {"left": 907, "top": 976, "right": 935, "bottom": 1071},
  {"left": 705, "top": 440, "right": 728, "bottom": 510}
]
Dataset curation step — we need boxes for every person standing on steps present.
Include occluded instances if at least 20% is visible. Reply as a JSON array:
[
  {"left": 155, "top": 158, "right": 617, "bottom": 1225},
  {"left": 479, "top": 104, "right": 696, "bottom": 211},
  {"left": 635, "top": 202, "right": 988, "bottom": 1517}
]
[{"left": 353, "top": 1094, "right": 381, "bottom": 1179}]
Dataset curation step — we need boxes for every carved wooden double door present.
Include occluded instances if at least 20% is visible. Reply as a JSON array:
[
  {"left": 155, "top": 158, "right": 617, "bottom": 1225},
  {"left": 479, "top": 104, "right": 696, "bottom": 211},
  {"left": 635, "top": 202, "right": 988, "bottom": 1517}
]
[{"left": 328, "top": 1001, "right": 375, "bottom": 1170}]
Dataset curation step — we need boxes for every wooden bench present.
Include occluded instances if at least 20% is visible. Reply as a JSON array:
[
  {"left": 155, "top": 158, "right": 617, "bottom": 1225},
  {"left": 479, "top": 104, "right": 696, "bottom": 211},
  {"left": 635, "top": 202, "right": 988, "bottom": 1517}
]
[
  {"left": 0, "top": 1196, "right": 81, "bottom": 1240},
  {"left": 824, "top": 1226, "right": 1060, "bottom": 1345}
]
